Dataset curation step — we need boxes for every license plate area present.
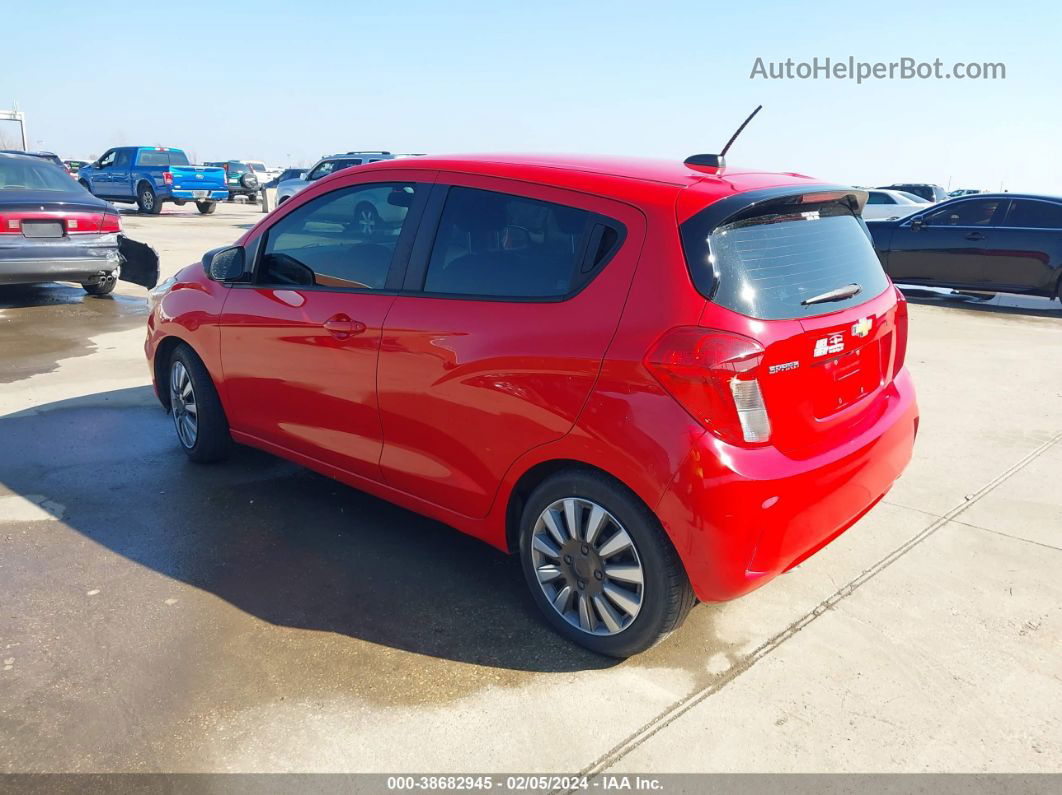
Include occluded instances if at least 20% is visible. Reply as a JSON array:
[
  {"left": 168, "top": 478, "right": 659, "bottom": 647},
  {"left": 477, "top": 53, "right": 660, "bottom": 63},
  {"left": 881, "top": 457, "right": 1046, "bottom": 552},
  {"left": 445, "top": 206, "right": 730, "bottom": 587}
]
[
  {"left": 811, "top": 341, "right": 883, "bottom": 417},
  {"left": 192, "top": 190, "right": 208, "bottom": 199},
  {"left": 22, "top": 221, "right": 65, "bottom": 238}
]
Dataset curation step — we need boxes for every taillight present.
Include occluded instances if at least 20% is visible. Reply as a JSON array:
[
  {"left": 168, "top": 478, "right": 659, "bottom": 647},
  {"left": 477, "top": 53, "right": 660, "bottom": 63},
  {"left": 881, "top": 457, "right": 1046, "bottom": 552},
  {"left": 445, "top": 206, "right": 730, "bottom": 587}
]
[
  {"left": 0, "top": 214, "right": 20, "bottom": 234},
  {"left": 162, "top": 171, "right": 173, "bottom": 185},
  {"left": 645, "top": 327, "right": 771, "bottom": 446},
  {"left": 98, "top": 213, "right": 122, "bottom": 234},
  {"left": 893, "top": 287, "right": 909, "bottom": 375}
]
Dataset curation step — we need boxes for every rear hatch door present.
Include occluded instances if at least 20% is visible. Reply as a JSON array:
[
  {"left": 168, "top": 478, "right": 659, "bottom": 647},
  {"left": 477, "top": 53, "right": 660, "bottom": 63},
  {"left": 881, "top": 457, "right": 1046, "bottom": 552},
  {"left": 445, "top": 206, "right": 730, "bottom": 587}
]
[{"left": 683, "top": 187, "right": 903, "bottom": 457}]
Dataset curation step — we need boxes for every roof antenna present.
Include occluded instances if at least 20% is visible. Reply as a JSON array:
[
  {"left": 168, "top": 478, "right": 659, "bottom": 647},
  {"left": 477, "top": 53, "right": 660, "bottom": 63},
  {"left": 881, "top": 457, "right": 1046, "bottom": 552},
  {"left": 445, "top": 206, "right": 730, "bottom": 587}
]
[{"left": 684, "top": 105, "right": 763, "bottom": 169}]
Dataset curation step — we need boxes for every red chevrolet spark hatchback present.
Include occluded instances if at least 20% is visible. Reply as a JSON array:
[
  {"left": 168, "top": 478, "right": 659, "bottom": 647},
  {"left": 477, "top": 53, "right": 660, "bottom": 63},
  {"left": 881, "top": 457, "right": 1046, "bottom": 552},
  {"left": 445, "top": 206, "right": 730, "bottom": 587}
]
[{"left": 146, "top": 154, "right": 917, "bottom": 657}]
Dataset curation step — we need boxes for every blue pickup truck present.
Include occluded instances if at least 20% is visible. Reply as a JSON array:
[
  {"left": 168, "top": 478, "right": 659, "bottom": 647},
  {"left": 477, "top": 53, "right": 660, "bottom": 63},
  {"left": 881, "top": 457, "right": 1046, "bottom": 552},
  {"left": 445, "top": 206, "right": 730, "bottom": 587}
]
[{"left": 77, "top": 147, "right": 227, "bottom": 215}]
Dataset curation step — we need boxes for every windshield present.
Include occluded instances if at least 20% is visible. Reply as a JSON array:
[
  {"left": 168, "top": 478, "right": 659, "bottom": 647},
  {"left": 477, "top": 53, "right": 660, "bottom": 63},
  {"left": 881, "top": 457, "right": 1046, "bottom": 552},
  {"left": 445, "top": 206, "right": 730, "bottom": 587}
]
[
  {"left": 682, "top": 200, "right": 890, "bottom": 320},
  {"left": 248, "top": 162, "right": 267, "bottom": 172},
  {"left": 0, "top": 157, "right": 76, "bottom": 191}
]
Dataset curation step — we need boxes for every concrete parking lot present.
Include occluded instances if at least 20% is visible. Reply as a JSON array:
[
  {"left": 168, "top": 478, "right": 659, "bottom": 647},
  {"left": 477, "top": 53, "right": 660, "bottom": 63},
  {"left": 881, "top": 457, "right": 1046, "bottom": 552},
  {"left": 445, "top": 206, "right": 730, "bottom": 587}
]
[{"left": 1, "top": 201, "right": 1059, "bottom": 774}]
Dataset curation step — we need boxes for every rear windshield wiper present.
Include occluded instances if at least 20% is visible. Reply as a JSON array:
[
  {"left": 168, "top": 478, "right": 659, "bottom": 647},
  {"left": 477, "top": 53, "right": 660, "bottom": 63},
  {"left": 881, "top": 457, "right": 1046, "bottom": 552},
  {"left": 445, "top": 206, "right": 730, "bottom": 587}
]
[{"left": 801, "top": 283, "right": 862, "bottom": 306}]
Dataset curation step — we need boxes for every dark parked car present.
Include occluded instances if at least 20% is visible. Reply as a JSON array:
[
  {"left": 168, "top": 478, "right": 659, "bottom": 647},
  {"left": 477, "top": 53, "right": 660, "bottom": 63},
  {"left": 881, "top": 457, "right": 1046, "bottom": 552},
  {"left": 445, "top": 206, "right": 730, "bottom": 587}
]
[
  {"left": 265, "top": 168, "right": 305, "bottom": 189},
  {"left": 867, "top": 193, "right": 1062, "bottom": 300},
  {"left": 205, "top": 161, "right": 261, "bottom": 202},
  {"left": 1, "top": 150, "right": 70, "bottom": 175},
  {"left": 878, "top": 183, "right": 948, "bottom": 203},
  {"left": 0, "top": 152, "right": 159, "bottom": 294}
]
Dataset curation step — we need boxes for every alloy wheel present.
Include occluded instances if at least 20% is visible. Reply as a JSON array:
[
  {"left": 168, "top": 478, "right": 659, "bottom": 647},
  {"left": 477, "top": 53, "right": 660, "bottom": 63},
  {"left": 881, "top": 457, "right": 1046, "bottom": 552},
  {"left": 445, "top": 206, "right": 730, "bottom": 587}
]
[
  {"left": 530, "top": 498, "right": 645, "bottom": 635},
  {"left": 169, "top": 361, "right": 198, "bottom": 449}
]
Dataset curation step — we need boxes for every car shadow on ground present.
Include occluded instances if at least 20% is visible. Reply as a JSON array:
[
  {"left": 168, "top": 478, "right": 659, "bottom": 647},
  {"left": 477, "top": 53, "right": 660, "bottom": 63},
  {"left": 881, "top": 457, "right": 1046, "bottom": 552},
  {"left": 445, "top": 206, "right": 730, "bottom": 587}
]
[
  {"left": 897, "top": 284, "right": 1062, "bottom": 318},
  {"left": 0, "top": 386, "right": 615, "bottom": 674}
]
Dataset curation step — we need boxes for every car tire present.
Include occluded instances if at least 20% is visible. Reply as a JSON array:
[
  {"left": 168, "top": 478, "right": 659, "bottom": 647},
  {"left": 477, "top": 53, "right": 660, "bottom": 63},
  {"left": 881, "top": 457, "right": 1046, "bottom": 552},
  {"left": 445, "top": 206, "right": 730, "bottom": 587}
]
[
  {"left": 136, "top": 182, "right": 161, "bottom": 215},
  {"left": 78, "top": 179, "right": 91, "bottom": 193},
  {"left": 518, "top": 469, "right": 695, "bottom": 658},
  {"left": 196, "top": 200, "right": 217, "bottom": 215},
  {"left": 1056, "top": 275, "right": 1062, "bottom": 303},
  {"left": 167, "top": 344, "right": 232, "bottom": 463},
  {"left": 82, "top": 269, "right": 118, "bottom": 296},
  {"left": 354, "top": 201, "right": 380, "bottom": 236},
  {"left": 277, "top": 195, "right": 289, "bottom": 205},
  {"left": 246, "top": 192, "right": 258, "bottom": 203},
  {"left": 226, "top": 193, "right": 236, "bottom": 202}
]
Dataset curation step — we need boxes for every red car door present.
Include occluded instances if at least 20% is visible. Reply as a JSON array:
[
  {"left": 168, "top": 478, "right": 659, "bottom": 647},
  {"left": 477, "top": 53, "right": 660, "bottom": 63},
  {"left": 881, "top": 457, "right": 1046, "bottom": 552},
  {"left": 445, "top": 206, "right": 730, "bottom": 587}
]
[
  {"left": 376, "top": 176, "right": 645, "bottom": 518},
  {"left": 219, "top": 178, "right": 427, "bottom": 479}
]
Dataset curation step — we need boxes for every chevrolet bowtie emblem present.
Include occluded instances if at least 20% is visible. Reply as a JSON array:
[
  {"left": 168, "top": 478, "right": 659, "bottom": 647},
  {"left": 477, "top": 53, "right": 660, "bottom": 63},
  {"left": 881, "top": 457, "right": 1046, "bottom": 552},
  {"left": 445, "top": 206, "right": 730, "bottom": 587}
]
[{"left": 852, "top": 317, "right": 873, "bottom": 337}]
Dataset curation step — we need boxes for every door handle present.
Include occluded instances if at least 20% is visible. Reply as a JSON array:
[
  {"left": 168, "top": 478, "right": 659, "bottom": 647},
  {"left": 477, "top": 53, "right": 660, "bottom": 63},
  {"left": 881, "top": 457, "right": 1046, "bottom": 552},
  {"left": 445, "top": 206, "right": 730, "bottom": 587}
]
[
  {"left": 965, "top": 232, "right": 985, "bottom": 241},
  {"left": 322, "top": 314, "right": 367, "bottom": 338}
]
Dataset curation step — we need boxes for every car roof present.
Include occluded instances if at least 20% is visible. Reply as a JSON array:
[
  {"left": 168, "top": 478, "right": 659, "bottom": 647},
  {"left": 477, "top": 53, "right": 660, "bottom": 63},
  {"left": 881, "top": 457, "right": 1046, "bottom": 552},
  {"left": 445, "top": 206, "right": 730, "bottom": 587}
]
[
  {"left": 356, "top": 153, "right": 825, "bottom": 212},
  {"left": 941, "top": 192, "right": 1062, "bottom": 202}
]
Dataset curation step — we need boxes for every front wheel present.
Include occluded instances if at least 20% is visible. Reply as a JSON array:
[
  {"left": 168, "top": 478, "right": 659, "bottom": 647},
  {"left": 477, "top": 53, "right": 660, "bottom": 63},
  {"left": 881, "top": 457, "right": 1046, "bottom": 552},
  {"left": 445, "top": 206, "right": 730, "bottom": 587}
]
[
  {"left": 196, "top": 200, "right": 217, "bottom": 214},
  {"left": 519, "top": 470, "right": 695, "bottom": 657},
  {"left": 137, "top": 182, "right": 161, "bottom": 214},
  {"left": 168, "top": 344, "right": 232, "bottom": 463}
]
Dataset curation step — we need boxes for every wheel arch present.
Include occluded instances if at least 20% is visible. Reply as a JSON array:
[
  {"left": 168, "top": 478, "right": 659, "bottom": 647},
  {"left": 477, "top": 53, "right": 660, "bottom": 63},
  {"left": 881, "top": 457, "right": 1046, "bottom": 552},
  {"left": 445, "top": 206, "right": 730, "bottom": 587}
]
[{"left": 503, "top": 458, "right": 671, "bottom": 559}]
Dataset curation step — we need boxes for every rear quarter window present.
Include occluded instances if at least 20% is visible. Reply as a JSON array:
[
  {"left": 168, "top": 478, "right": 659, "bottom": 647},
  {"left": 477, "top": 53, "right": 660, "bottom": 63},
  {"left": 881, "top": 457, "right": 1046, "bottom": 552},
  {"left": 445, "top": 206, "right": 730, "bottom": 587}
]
[{"left": 682, "top": 196, "right": 890, "bottom": 320}]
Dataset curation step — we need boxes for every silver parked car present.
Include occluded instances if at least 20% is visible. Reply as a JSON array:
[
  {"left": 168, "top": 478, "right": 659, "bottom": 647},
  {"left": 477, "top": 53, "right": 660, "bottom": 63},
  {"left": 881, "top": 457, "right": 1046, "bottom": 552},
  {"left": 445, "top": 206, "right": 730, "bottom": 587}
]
[{"left": 274, "top": 151, "right": 396, "bottom": 205}]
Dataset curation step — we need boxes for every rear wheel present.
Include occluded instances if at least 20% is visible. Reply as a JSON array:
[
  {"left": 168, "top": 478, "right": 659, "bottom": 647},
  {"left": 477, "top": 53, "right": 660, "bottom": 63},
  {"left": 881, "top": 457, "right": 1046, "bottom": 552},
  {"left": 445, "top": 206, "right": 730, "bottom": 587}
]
[
  {"left": 168, "top": 344, "right": 232, "bottom": 463},
  {"left": 1056, "top": 276, "right": 1062, "bottom": 302},
  {"left": 246, "top": 192, "right": 258, "bottom": 203},
  {"left": 196, "top": 200, "right": 217, "bottom": 214},
  {"left": 519, "top": 470, "right": 695, "bottom": 657},
  {"left": 136, "top": 182, "right": 161, "bottom": 214}
]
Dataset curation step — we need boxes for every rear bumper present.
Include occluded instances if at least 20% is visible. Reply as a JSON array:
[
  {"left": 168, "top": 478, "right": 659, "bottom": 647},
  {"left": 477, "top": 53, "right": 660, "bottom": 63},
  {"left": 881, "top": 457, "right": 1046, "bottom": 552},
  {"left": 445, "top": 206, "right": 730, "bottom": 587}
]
[
  {"left": 0, "top": 256, "right": 120, "bottom": 284},
  {"left": 0, "top": 236, "right": 121, "bottom": 285},
  {"left": 171, "top": 189, "right": 228, "bottom": 200},
  {"left": 657, "top": 368, "right": 918, "bottom": 602}
]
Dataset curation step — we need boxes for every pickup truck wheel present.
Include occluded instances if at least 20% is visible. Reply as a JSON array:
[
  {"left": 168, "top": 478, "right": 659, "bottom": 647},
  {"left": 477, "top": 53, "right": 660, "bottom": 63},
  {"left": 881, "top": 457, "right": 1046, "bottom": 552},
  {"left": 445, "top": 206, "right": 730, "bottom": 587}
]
[
  {"left": 82, "top": 270, "right": 118, "bottom": 296},
  {"left": 246, "top": 192, "right": 258, "bottom": 203},
  {"left": 78, "top": 179, "right": 91, "bottom": 193},
  {"left": 196, "top": 200, "right": 217, "bottom": 215},
  {"left": 137, "top": 182, "right": 161, "bottom": 215},
  {"left": 226, "top": 193, "right": 236, "bottom": 202},
  {"left": 168, "top": 344, "right": 231, "bottom": 463}
]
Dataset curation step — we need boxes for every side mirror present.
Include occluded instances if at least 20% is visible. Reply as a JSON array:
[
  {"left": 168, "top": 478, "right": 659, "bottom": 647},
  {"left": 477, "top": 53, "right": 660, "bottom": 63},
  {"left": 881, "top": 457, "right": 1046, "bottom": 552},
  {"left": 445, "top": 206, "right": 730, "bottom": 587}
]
[
  {"left": 203, "top": 245, "right": 246, "bottom": 282},
  {"left": 910, "top": 218, "right": 925, "bottom": 231}
]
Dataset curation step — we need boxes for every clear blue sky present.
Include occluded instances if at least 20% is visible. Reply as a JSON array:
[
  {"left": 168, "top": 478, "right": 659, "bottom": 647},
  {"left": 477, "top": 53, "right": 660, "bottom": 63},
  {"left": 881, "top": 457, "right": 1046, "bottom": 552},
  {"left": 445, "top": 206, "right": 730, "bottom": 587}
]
[{"left": 5, "top": 0, "right": 1060, "bottom": 192}]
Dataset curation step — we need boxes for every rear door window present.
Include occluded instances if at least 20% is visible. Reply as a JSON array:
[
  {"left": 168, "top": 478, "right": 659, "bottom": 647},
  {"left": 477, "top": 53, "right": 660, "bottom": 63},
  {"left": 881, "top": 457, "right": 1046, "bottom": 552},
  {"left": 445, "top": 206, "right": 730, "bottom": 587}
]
[
  {"left": 1001, "top": 199, "right": 1062, "bottom": 229},
  {"left": 258, "top": 183, "right": 418, "bottom": 290},
  {"left": 136, "top": 150, "right": 168, "bottom": 167},
  {"left": 421, "top": 186, "right": 600, "bottom": 299},
  {"left": 682, "top": 198, "right": 891, "bottom": 320}
]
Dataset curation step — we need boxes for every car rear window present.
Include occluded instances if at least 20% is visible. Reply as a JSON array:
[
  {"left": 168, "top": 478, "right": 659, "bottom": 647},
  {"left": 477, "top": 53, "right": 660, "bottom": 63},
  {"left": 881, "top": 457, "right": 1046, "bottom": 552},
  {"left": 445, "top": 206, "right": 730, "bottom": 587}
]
[
  {"left": 168, "top": 151, "right": 189, "bottom": 166},
  {"left": 681, "top": 197, "right": 890, "bottom": 320},
  {"left": 0, "top": 157, "right": 73, "bottom": 191}
]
